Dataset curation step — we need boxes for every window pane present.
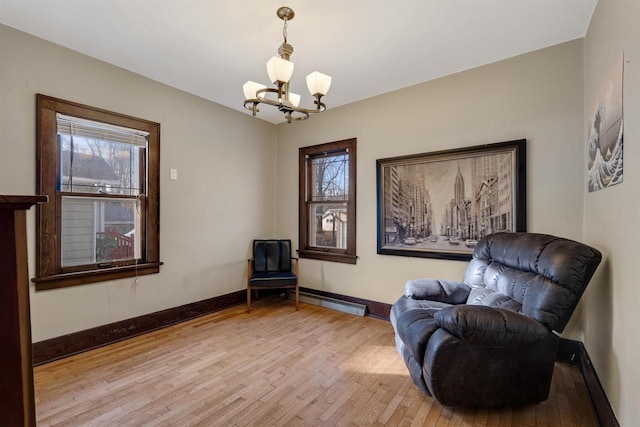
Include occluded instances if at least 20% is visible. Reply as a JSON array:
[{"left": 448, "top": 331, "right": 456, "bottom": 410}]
[
  {"left": 311, "top": 153, "right": 348, "bottom": 202},
  {"left": 308, "top": 203, "right": 348, "bottom": 249},
  {"left": 61, "top": 196, "right": 140, "bottom": 267},
  {"left": 59, "top": 134, "right": 143, "bottom": 195}
]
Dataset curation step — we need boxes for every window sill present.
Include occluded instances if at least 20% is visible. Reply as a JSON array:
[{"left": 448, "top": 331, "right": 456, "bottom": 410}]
[
  {"left": 298, "top": 250, "right": 357, "bottom": 265},
  {"left": 33, "top": 262, "right": 163, "bottom": 291}
]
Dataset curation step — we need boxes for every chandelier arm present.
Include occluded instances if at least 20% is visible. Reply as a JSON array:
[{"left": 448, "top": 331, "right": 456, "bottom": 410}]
[
  {"left": 285, "top": 110, "right": 310, "bottom": 122},
  {"left": 246, "top": 80, "right": 325, "bottom": 121},
  {"left": 243, "top": 100, "right": 259, "bottom": 116},
  {"left": 247, "top": 98, "right": 320, "bottom": 115},
  {"left": 292, "top": 97, "right": 326, "bottom": 114},
  {"left": 279, "top": 104, "right": 325, "bottom": 115},
  {"left": 249, "top": 87, "right": 283, "bottom": 107},
  {"left": 244, "top": 97, "right": 319, "bottom": 121},
  {"left": 255, "top": 87, "right": 280, "bottom": 102},
  {"left": 252, "top": 90, "right": 325, "bottom": 114}
]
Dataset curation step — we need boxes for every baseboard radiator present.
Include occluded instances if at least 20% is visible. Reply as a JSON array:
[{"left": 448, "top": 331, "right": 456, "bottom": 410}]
[{"left": 291, "top": 291, "right": 366, "bottom": 317}]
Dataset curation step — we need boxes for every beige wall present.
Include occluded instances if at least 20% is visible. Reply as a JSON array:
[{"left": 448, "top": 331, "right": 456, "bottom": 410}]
[
  {"left": 275, "top": 40, "right": 586, "bottom": 311},
  {"left": 0, "top": 24, "right": 277, "bottom": 342},
  {"left": 2, "top": 8, "right": 637, "bottom": 423},
  {"left": 582, "top": 1, "right": 640, "bottom": 425}
]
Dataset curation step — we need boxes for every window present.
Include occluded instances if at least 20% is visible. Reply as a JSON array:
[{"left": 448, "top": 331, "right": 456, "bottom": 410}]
[
  {"left": 34, "top": 95, "right": 161, "bottom": 290},
  {"left": 299, "top": 138, "right": 356, "bottom": 264}
]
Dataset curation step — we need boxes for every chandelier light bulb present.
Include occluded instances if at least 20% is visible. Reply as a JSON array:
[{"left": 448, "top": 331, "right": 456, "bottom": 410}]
[
  {"left": 266, "top": 56, "right": 294, "bottom": 84},
  {"left": 289, "top": 92, "right": 301, "bottom": 107},
  {"left": 306, "top": 72, "right": 332, "bottom": 96},
  {"left": 243, "top": 81, "right": 266, "bottom": 100}
]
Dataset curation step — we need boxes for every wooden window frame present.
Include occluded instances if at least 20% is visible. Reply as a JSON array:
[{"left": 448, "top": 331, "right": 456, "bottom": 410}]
[
  {"left": 34, "top": 95, "right": 161, "bottom": 290},
  {"left": 298, "top": 138, "right": 357, "bottom": 264}
]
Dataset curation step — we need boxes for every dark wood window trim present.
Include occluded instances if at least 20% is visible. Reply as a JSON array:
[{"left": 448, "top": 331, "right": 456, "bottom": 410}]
[
  {"left": 34, "top": 95, "right": 161, "bottom": 290},
  {"left": 299, "top": 138, "right": 357, "bottom": 265}
]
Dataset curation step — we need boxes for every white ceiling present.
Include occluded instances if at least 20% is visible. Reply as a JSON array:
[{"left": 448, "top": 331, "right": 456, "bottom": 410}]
[{"left": 0, "top": 0, "right": 597, "bottom": 124}]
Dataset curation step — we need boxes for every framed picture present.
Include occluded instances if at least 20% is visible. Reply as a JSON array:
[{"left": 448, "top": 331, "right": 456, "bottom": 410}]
[
  {"left": 587, "top": 51, "right": 624, "bottom": 192},
  {"left": 376, "top": 139, "right": 526, "bottom": 261}
]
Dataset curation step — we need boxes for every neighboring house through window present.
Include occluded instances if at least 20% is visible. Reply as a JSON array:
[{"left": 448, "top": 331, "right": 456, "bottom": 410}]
[
  {"left": 34, "top": 95, "right": 161, "bottom": 290},
  {"left": 299, "top": 138, "right": 357, "bottom": 264}
]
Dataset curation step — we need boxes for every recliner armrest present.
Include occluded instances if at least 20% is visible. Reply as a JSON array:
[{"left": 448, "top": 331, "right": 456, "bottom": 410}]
[
  {"left": 404, "top": 278, "right": 471, "bottom": 304},
  {"left": 433, "top": 305, "right": 549, "bottom": 346}
]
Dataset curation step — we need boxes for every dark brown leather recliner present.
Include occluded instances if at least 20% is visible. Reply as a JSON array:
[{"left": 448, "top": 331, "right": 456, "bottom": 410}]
[{"left": 390, "top": 232, "right": 601, "bottom": 407}]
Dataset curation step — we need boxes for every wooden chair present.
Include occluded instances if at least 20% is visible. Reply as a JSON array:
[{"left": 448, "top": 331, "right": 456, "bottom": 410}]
[{"left": 247, "top": 239, "right": 299, "bottom": 313}]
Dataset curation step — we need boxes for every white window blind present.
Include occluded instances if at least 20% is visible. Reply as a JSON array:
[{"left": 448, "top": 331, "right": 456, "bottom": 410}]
[{"left": 56, "top": 113, "right": 149, "bottom": 147}]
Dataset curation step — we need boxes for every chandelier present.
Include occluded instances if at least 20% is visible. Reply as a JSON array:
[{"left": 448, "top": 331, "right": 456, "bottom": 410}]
[{"left": 243, "top": 6, "right": 332, "bottom": 123}]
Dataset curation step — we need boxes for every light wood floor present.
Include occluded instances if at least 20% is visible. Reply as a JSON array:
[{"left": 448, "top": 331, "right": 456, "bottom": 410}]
[{"left": 34, "top": 297, "right": 598, "bottom": 426}]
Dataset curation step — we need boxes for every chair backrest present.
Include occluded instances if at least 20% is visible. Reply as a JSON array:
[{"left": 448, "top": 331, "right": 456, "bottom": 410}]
[
  {"left": 463, "top": 232, "right": 601, "bottom": 332},
  {"left": 252, "top": 239, "right": 292, "bottom": 273}
]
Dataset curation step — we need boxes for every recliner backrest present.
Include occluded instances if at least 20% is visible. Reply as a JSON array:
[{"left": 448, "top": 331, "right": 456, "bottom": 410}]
[
  {"left": 253, "top": 239, "right": 292, "bottom": 273},
  {"left": 463, "top": 232, "right": 601, "bottom": 332}
]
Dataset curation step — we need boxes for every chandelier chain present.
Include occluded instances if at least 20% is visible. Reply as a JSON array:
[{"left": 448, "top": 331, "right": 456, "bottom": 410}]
[{"left": 282, "top": 19, "right": 288, "bottom": 43}]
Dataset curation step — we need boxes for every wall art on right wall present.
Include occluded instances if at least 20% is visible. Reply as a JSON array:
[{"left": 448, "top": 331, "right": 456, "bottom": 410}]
[{"left": 587, "top": 51, "right": 624, "bottom": 192}]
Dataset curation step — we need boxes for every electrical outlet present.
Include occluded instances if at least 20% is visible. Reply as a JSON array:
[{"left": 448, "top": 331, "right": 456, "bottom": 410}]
[{"left": 170, "top": 168, "right": 178, "bottom": 180}]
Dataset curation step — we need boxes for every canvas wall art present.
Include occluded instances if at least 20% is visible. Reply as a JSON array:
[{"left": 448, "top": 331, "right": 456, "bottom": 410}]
[
  {"left": 588, "top": 51, "right": 624, "bottom": 192},
  {"left": 376, "top": 140, "right": 526, "bottom": 261}
]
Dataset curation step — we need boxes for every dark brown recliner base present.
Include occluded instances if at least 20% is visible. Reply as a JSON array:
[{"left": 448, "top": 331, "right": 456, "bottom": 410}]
[
  {"left": 424, "top": 330, "right": 559, "bottom": 407},
  {"left": 396, "top": 313, "right": 560, "bottom": 407}
]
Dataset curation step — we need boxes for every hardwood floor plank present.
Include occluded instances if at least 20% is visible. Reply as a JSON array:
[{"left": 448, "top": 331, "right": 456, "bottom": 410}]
[
  {"left": 33, "top": 297, "right": 599, "bottom": 426},
  {"left": 424, "top": 400, "right": 445, "bottom": 426},
  {"left": 434, "top": 404, "right": 453, "bottom": 426},
  {"left": 377, "top": 393, "right": 404, "bottom": 424},
  {"left": 474, "top": 408, "right": 491, "bottom": 427},
  {"left": 410, "top": 397, "right": 437, "bottom": 426}
]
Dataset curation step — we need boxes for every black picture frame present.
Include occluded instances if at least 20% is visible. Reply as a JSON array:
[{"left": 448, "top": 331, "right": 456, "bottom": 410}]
[{"left": 376, "top": 139, "right": 526, "bottom": 261}]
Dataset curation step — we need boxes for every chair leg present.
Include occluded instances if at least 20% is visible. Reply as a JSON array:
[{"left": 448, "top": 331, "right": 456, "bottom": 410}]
[
  {"left": 247, "top": 259, "right": 252, "bottom": 314},
  {"left": 294, "top": 258, "right": 299, "bottom": 311}
]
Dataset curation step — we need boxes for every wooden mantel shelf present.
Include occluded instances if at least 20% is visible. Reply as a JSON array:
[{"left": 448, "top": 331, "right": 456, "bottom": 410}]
[
  {"left": 0, "top": 194, "right": 48, "bottom": 209},
  {"left": 0, "top": 194, "right": 47, "bottom": 427}
]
